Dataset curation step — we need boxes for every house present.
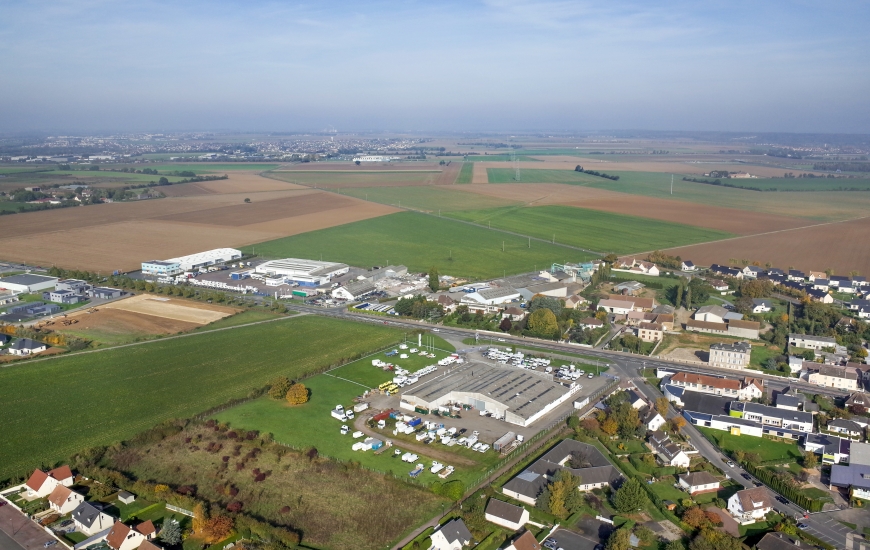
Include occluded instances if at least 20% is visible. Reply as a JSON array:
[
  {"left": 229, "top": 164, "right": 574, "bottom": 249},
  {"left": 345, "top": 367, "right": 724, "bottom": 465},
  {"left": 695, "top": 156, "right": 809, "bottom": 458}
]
[
  {"left": 636, "top": 262, "right": 660, "bottom": 276},
  {"left": 501, "top": 307, "right": 526, "bottom": 322},
  {"left": 48, "top": 485, "right": 85, "bottom": 515},
  {"left": 694, "top": 305, "right": 729, "bottom": 324},
  {"left": 430, "top": 518, "right": 473, "bottom": 550},
  {"left": 743, "top": 266, "right": 763, "bottom": 278},
  {"left": 625, "top": 389, "right": 648, "bottom": 410},
  {"left": 812, "top": 279, "right": 830, "bottom": 291},
  {"left": 756, "top": 532, "right": 803, "bottom": 550},
  {"left": 504, "top": 531, "right": 542, "bottom": 550},
  {"left": 840, "top": 282, "right": 857, "bottom": 294},
  {"left": 789, "top": 333, "right": 836, "bottom": 351},
  {"left": 642, "top": 408, "right": 666, "bottom": 432},
  {"left": 484, "top": 499, "right": 529, "bottom": 531},
  {"left": 830, "top": 275, "right": 851, "bottom": 287},
  {"left": 26, "top": 465, "right": 73, "bottom": 497},
  {"left": 597, "top": 299, "right": 634, "bottom": 315},
  {"left": 649, "top": 431, "right": 690, "bottom": 468},
  {"left": 331, "top": 279, "right": 376, "bottom": 301},
  {"left": 787, "top": 356, "right": 804, "bottom": 374},
  {"left": 681, "top": 261, "right": 696, "bottom": 272},
  {"left": 563, "top": 295, "right": 586, "bottom": 309},
  {"left": 774, "top": 390, "right": 803, "bottom": 411},
  {"left": 708, "top": 341, "right": 751, "bottom": 370},
  {"left": 710, "top": 264, "right": 742, "bottom": 278},
  {"left": 807, "top": 364, "right": 859, "bottom": 391},
  {"left": 577, "top": 317, "right": 604, "bottom": 330},
  {"left": 0, "top": 334, "right": 10, "bottom": 346},
  {"left": 751, "top": 299, "right": 772, "bottom": 313},
  {"left": 107, "top": 522, "right": 144, "bottom": 550},
  {"left": 727, "top": 487, "right": 772, "bottom": 524},
  {"left": 72, "top": 501, "right": 115, "bottom": 536},
  {"left": 608, "top": 295, "right": 656, "bottom": 311},
  {"left": 730, "top": 402, "right": 814, "bottom": 435},
  {"left": 678, "top": 471, "right": 720, "bottom": 495},
  {"left": 804, "top": 433, "right": 851, "bottom": 464},
  {"left": 847, "top": 392, "right": 870, "bottom": 411},
  {"left": 637, "top": 322, "right": 663, "bottom": 342},
  {"left": 502, "top": 440, "right": 622, "bottom": 505},
  {"left": 708, "top": 279, "right": 729, "bottom": 292},
  {"left": 118, "top": 491, "right": 136, "bottom": 505},
  {"left": 828, "top": 418, "right": 863, "bottom": 439},
  {"left": 850, "top": 299, "right": 870, "bottom": 312},
  {"left": 8, "top": 338, "right": 47, "bottom": 356},
  {"left": 807, "top": 289, "right": 834, "bottom": 303}
]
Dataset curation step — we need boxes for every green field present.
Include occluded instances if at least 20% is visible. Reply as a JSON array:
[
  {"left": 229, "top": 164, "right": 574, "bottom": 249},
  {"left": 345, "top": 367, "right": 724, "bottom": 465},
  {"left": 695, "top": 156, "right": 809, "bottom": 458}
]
[
  {"left": 215, "top": 338, "right": 501, "bottom": 487},
  {"left": 715, "top": 177, "right": 870, "bottom": 192},
  {"left": 446, "top": 205, "right": 733, "bottom": 254},
  {"left": 340, "top": 185, "right": 520, "bottom": 212},
  {"left": 465, "top": 155, "right": 542, "bottom": 162},
  {"left": 0, "top": 316, "right": 402, "bottom": 481},
  {"left": 697, "top": 427, "right": 803, "bottom": 462},
  {"left": 104, "top": 163, "right": 280, "bottom": 172},
  {"left": 456, "top": 162, "right": 473, "bottom": 184},
  {"left": 244, "top": 211, "right": 597, "bottom": 279},
  {"left": 267, "top": 170, "right": 440, "bottom": 187},
  {"left": 487, "top": 168, "right": 603, "bottom": 184}
]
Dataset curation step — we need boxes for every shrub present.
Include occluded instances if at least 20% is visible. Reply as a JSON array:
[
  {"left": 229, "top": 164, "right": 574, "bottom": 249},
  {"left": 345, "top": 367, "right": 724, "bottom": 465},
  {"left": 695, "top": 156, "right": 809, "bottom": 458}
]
[
  {"left": 285, "top": 383, "right": 310, "bottom": 405},
  {"left": 226, "top": 501, "right": 243, "bottom": 513}
]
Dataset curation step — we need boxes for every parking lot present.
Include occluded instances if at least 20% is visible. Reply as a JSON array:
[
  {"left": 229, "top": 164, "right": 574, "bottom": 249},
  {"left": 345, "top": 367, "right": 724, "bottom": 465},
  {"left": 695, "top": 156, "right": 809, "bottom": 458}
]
[{"left": 801, "top": 514, "right": 855, "bottom": 548}]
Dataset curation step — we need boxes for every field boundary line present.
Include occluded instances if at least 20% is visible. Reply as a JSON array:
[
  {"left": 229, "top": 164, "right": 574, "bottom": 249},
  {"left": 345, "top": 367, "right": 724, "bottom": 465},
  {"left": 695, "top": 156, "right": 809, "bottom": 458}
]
[
  {"left": 321, "top": 372, "right": 370, "bottom": 389},
  {"left": 0, "top": 311, "right": 309, "bottom": 369}
]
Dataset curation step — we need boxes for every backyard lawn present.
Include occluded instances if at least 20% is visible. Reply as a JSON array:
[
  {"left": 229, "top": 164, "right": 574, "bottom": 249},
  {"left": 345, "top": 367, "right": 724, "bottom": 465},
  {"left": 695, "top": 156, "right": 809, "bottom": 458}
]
[{"left": 697, "top": 428, "right": 803, "bottom": 462}]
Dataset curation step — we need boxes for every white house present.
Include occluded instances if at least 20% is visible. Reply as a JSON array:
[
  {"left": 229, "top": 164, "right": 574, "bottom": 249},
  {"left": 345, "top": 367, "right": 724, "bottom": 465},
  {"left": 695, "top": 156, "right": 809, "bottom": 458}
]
[
  {"left": 8, "top": 338, "right": 48, "bottom": 356},
  {"left": 25, "top": 465, "right": 74, "bottom": 497},
  {"left": 751, "top": 299, "right": 772, "bottom": 313},
  {"left": 72, "top": 501, "right": 115, "bottom": 536},
  {"left": 331, "top": 279, "right": 376, "bottom": 301},
  {"left": 694, "top": 305, "right": 729, "bottom": 324},
  {"left": 47, "top": 485, "right": 85, "bottom": 515},
  {"left": 678, "top": 471, "right": 720, "bottom": 495},
  {"left": 596, "top": 298, "right": 634, "bottom": 315},
  {"left": 430, "top": 518, "right": 473, "bottom": 550},
  {"left": 643, "top": 408, "right": 666, "bottom": 432},
  {"left": 504, "top": 531, "right": 542, "bottom": 550},
  {"left": 681, "top": 261, "right": 696, "bottom": 272},
  {"left": 106, "top": 521, "right": 157, "bottom": 550},
  {"left": 727, "top": 487, "right": 773, "bottom": 524},
  {"left": 484, "top": 499, "right": 529, "bottom": 531},
  {"left": 649, "top": 431, "right": 690, "bottom": 468}
]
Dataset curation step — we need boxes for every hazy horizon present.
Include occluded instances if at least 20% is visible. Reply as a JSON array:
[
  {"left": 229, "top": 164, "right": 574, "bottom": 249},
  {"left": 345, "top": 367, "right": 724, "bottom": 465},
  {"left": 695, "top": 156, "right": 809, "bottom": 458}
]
[{"left": 2, "top": 0, "right": 868, "bottom": 134}]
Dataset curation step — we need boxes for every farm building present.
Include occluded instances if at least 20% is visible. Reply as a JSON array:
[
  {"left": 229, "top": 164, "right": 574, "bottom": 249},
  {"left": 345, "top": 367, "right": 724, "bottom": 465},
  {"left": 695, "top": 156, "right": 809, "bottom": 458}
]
[
  {"left": 0, "top": 274, "right": 58, "bottom": 293},
  {"left": 167, "top": 248, "right": 242, "bottom": 271},
  {"left": 255, "top": 258, "right": 349, "bottom": 286},
  {"left": 400, "top": 362, "right": 580, "bottom": 427}
]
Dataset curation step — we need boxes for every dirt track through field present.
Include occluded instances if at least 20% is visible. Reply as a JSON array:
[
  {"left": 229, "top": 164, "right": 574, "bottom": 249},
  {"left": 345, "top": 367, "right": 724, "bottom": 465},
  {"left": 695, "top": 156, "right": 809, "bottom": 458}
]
[
  {"left": 661, "top": 215, "right": 870, "bottom": 275},
  {"left": 452, "top": 183, "right": 809, "bottom": 235}
]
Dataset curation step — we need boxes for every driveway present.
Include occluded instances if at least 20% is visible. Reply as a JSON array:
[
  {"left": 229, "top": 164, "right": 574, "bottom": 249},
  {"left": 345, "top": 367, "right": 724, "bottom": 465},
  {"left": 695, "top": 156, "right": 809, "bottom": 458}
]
[
  {"left": 548, "top": 527, "right": 601, "bottom": 550},
  {"left": 0, "top": 505, "right": 56, "bottom": 550}
]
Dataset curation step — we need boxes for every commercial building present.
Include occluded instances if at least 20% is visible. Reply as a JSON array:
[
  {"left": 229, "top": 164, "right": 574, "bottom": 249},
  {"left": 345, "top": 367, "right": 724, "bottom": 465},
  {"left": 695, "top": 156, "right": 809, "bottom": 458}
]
[
  {"left": 255, "top": 258, "right": 349, "bottom": 286},
  {"left": 502, "top": 440, "right": 622, "bottom": 505},
  {"left": 141, "top": 260, "right": 182, "bottom": 276},
  {"left": 709, "top": 341, "right": 751, "bottom": 370},
  {"left": 47, "top": 289, "right": 83, "bottom": 304},
  {"left": 0, "top": 274, "right": 58, "bottom": 293},
  {"left": 461, "top": 287, "right": 521, "bottom": 306},
  {"left": 664, "top": 371, "right": 762, "bottom": 401},
  {"left": 804, "top": 433, "right": 851, "bottom": 464},
  {"left": 56, "top": 279, "right": 89, "bottom": 293},
  {"left": 730, "top": 402, "right": 813, "bottom": 434},
  {"left": 401, "top": 362, "right": 580, "bottom": 427},
  {"left": 332, "top": 279, "right": 376, "bottom": 301},
  {"left": 789, "top": 333, "right": 836, "bottom": 351},
  {"left": 167, "top": 248, "right": 242, "bottom": 271}
]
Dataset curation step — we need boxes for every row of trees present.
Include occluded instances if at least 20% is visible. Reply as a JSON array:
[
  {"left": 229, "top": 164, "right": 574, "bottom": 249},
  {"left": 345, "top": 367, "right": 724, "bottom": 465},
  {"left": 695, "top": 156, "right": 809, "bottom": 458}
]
[
  {"left": 574, "top": 165, "right": 620, "bottom": 180},
  {"left": 666, "top": 277, "right": 711, "bottom": 309}
]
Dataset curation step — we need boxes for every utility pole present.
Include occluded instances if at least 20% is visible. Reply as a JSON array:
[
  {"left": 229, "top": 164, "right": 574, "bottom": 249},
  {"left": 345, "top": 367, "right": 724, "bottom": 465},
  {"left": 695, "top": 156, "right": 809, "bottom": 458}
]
[{"left": 671, "top": 174, "right": 673, "bottom": 195}]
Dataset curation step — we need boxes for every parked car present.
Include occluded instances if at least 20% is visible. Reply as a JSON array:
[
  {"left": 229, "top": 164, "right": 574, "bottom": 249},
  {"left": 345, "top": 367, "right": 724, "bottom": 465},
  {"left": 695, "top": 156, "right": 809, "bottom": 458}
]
[
  {"left": 726, "top": 460, "right": 735, "bottom": 467},
  {"left": 797, "top": 523, "right": 808, "bottom": 529},
  {"left": 44, "top": 542, "right": 57, "bottom": 548},
  {"left": 741, "top": 473, "right": 752, "bottom": 480},
  {"left": 775, "top": 496, "right": 788, "bottom": 504}
]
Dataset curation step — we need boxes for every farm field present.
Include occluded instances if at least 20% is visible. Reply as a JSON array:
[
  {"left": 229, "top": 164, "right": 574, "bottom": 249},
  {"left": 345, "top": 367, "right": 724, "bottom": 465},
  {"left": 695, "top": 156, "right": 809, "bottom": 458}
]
[
  {"left": 101, "top": 294, "right": 238, "bottom": 324},
  {"left": 455, "top": 162, "right": 473, "bottom": 183},
  {"left": 691, "top": 176, "right": 870, "bottom": 192},
  {"left": 103, "top": 422, "right": 447, "bottom": 550},
  {"left": 242, "top": 211, "right": 598, "bottom": 279},
  {"left": 487, "top": 168, "right": 605, "bottom": 184},
  {"left": 663, "top": 215, "right": 870, "bottom": 277},
  {"left": 0, "top": 179, "right": 397, "bottom": 272},
  {"left": 453, "top": 182, "right": 809, "bottom": 235},
  {"left": 104, "top": 163, "right": 281, "bottom": 172},
  {"left": 0, "top": 316, "right": 401, "bottom": 481},
  {"left": 446, "top": 205, "right": 734, "bottom": 254},
  {"left": 340, "top": 185, "right": 521, "bottom": 212},
  {"left": 266, "top": 170, "right": 442, "bottom": 188}
]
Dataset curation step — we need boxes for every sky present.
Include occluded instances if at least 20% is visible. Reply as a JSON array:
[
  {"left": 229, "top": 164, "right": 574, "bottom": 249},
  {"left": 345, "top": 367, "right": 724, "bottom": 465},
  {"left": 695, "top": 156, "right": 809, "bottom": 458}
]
[{"left": 1, "top": 0, "right": 869, "bottom": 133}]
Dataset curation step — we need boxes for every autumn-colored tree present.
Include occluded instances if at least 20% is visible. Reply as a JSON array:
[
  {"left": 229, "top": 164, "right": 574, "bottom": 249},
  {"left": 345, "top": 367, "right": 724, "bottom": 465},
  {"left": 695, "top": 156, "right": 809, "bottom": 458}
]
[
  {"left": 670, "top": 416, "right": 686, "bottom": 433},
  {"left": 268, "top": 376, "right": 292, "bottom": 400},
  {"left": 204, "top": 515, "right": 233, "bottom": 543},
  {"left": 581, "top": 417, "right": 600, "bottom": 433},
  {"left": 527, "top": 308, "right": 559, "bottom": 339},
  {"left": 682, "top": 506, "right": 707, "bottom": 529},
  {"left": 705, "top": 511, "right": 722, "bottom": 525},
  {"left": 192, "top": 502, "right": 208, "bottom": 534},
  {"left": 655, "top": 397, "right": 670, "bottom": 417},
  {"left": 601, "top": 417, "right": 618, "bottom": 436},
  {"left": 285, "top": 383, "right": 309, "bottom": 405},
  {"left": 804, "top": 451, "right": 818, "bottom": 469}
]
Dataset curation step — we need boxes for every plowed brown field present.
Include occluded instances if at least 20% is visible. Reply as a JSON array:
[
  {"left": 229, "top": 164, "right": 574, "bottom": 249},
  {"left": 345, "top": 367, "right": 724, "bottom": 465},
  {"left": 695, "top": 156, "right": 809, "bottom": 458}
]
[
  {"left": 158, "top": 172, "right": 307, "bottom": 197},
  {"left": 662, "top": 216, "right": 870, "bottom": 275},
  {"left": 453, "top": 183, "right": 809, "bottom": 235},
  {"left": 0, "top": 172, "right": 397, "bottom": 272}
]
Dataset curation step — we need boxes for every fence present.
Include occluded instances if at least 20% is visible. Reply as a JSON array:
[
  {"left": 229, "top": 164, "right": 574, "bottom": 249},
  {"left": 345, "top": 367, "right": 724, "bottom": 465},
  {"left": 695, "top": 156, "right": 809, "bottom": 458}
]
[{"left": 166, "top": 504, "right": 194, "bottom": 517}]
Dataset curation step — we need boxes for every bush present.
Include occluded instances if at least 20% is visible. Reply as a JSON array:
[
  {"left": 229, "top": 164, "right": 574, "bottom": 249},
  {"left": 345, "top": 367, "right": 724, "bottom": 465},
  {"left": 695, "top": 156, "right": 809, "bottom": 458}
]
[{"left": 285, "top": 383, "right": 309, "bottom": 405}]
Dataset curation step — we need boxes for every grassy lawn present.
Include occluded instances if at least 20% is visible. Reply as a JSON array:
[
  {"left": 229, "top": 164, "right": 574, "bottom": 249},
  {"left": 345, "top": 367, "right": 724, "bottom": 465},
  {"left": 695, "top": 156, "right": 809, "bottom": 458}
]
[
  {"left": 740, "top": 519, "right": 775, "bottom": 537},
  {"left": 803, "top": 487, "right": 835, "bottom": 501},
  {"left": 215, "top": 337, "right": 501, "bottom": 487},
  {"left": 445, "top": 205, "right": 733, "bottom": 255},
  {"left": 697, "top": 427, "right": 803, "bottom": 462},
  {"left": 648, "top": 481, "right": 687, "bottom": 502},
  {"left": 750, "top": 344, "right": 785, "bottom": 370},
  {"left": 243, "top": 211, "right": 597, "bottom": 280},
  {"left": 0, "top": 316, "right": 404, "bottom": 481},
  {"left": 695, "top": 483, "right": 740, "bottom": 504},
  {"left": 63, "top": 532, "right": 88, "bottom": 544}
]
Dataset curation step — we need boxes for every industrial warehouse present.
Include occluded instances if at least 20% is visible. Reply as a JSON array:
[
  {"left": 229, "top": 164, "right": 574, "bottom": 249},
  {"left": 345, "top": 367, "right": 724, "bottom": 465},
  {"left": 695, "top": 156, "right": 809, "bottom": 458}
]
[
  {"left": 253, "top": 258, "right": 349, "bottom": 286},
  {"left": 399, "top": 362, "right": 581, "bottom": 427}
]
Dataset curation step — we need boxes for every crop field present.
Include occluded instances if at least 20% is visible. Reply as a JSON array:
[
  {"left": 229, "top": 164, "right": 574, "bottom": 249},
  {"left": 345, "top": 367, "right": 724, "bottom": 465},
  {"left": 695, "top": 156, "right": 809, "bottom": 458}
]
[
  {"left": 446, "top": 205, "right": 733, "bottom": 254},
  {"left": 453, "top": 182, "right": 830, "bottom": 235},
  {"left": 266, "top": 170, "right": 442, "bottom": 188},
  {"left": 456, "top": 162, "right": 473, "bottom": 183},
  {"left": 0, "top": 316, "right": 401, "bottom": 481},
  {"left": 339, "top": 185, "right": 521, "bottom": 212},
  {"left": 464, "top": 155, "right": 542, "bottom": 162},
  {"left": 0, "top": 182, "right": 396, "bottom": 272},
  {"left": 664, "top": 215, "right": 870, "bottom": 277},
  {"left": 243, "top": 211, "right": 597, "bottom": 279},
  {"left": 104, "top": 163, "right": 281, "bottom": 172},
  {"left": 487, "top": 168, "right": 605, "bottom": 184},
  {"left": 104, "top": 423, "right": 447, "bottom": 550},
  {"left": 717, "top": 177, "right": 870, "bottom": 191}
]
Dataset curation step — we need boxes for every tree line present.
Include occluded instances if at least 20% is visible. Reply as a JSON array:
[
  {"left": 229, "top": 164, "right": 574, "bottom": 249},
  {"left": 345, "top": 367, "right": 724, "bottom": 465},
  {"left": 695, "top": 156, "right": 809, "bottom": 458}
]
[{"left": 575, "top": 165, "right": 620, "bottom": 180}]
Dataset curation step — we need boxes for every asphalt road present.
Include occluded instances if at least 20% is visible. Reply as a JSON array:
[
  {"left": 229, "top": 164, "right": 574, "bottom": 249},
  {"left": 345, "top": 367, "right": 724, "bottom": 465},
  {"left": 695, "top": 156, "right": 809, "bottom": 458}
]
[{"left": 0, "top": 529, "right": 25, "bottom": 550}]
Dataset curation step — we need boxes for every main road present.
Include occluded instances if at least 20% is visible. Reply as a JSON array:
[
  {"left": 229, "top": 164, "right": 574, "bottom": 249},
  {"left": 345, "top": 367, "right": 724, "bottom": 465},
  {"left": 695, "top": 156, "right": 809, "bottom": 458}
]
[{"left": 292, "top": 302, "right": 857, "bottom": 547}]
